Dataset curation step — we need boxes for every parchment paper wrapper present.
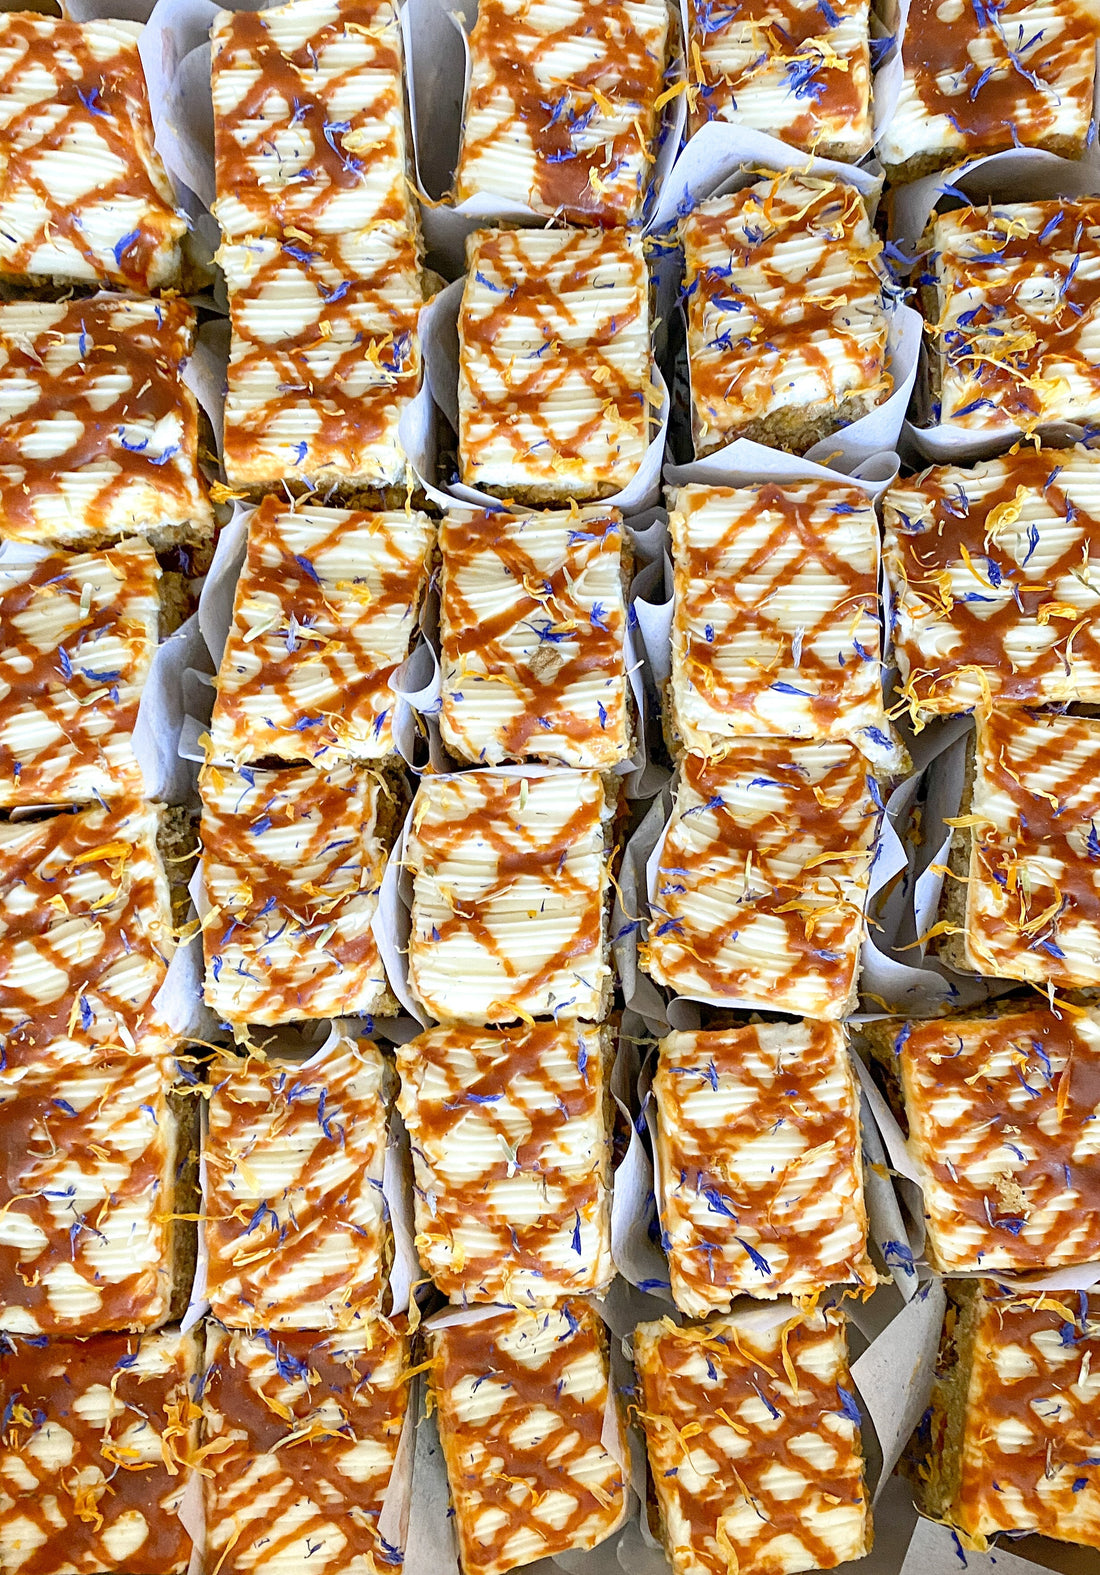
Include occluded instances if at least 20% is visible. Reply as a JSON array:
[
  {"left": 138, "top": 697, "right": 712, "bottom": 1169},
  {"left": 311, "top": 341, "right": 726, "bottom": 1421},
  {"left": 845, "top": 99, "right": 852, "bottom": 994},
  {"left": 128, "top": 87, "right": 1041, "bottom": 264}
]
[
  {"left": 651, "top": 123, "right": 883, "bottom": 236},
  {"left": 860, "top": 718, "right": 1006, "bottom": 1017},
  {"left": 417, "top": 279, "right": 670, "bottom": 515},
  {"left": 404, "top": 0, "right": 687, "bottom": 279}
]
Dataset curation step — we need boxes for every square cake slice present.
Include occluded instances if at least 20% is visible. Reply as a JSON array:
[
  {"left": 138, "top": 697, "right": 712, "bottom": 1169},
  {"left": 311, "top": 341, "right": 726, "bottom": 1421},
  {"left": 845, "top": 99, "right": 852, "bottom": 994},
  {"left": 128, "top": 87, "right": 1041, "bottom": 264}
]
[
  {"left": 634, "top": 1305, "right": 870, "bottom": 1575},
  {"left": 924, "top": 1284, "right": 1100, "bottom": 1550},
  {"left": 880, "top": 0, "right": 1095, "bottom": 182},
  {"left": 884, "top": 444, "right": 1100, "bottom": 717},
  {"left": 956, "top": 710, "right": 1100, "bottom": 987},
  {"left": 454, "top": 0, "right": 670, "bottom": 226},
  {"left": 208, "top": 497, "right": 433, "bottom": 765},
  {"left": 0, "top": 13, "right": 186, "bottom": 290},
  {"left": 687, "top": 0, "right": 873, "bottom": 160},
  {"left": 204, "top": 1034, "right": 390, "bottom": 1329},
  {"left": 0, "top": 1052, "right": 191, "bottom": 1335},
  {"left": 654, "top": 1022, "right": 872, "bottom": 1312},
  {"left": 0, "top": 538, "right": 159, "bottom": 806},
  {"left": 645, "top": 745, "right": 880, "bottom": 1019},
  {"left": 219, "top": 227, "right": 424, "bottom": 494},
  {"left": 0, "top": 799, "right": 176, "bottom": 1074},
  {"left": 200, "top": 761, "right": 397, "bottom": 1028},
  {"left": 458, "top": 226, "right": 653, "bottom": 503},
  {"left": 426, "top": 1301, "right": 627, "bottom": 1575},
  {"left": 396, "top": 1020, "right": 612, "bottom": 1304},
  {"left": 0, "top": 295, "right": 212, "bottom": 548},
  {"left": 439, "top": 506, "right": 631, "bottom": 768},
  {"left": 668, "top": 481, "right": 888, "bottom": 754},
  {"left": 864, "top": 1006, "right": 1100, "bottom": 1274},
  {"left": 0, "top": 1329, "right": 200, "bottom": 1575},
  {"left": 406, "top": 767, "right": 613, "bottom": 1025},
  {"left": 930, "top": 200, "right": 1100, "bottom": 437},
  {"left": 679, "top": 176, "right": 891, "bottom": 456},
  {"left": 203, "top": 1321, "right": 410, "bottom": 1575},
  {"left": 210, "top": 0, "right": 415, "bottom": 241}
]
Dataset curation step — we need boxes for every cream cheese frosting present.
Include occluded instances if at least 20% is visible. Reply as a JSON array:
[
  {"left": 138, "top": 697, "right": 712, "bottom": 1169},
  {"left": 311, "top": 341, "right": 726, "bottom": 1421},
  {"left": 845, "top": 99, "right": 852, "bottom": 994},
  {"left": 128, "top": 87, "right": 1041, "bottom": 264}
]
[
  {"left": 208, "top": 498, "right": 433, "bottom": 764},
  {"left": 406, "top": 767, "right": 612, "bottom": 1026},
  {"left": 0, "top": 539, "right": 159, "bottom": 807},
  {"left": 0, "top": 13, "right": 186, "bottom": 289},
  {"left": 884, "top": 445, "right": 1100, "bottom": 716},
  {"left": 634, "top": 1305, "right": 869, "bottom": 1575},
  {"left": 0, "top": 295, "right": 211, "bottom": 546},
  {"left": 200, "top": 761, "right": 395, "bottom": 1029},
  {"left": 205, "top": 1036, "right": 390, "bottom": 1330},
  {"left": 426, "top": 1302, "right": 627, "bottom": 1575},
  {"left": 668, "top": 480, "right": 889, "bottom": 754},
  {"left": 654, "top": 1022, "right": 872, "bottom": 1311},
  {"left": 645, "top": 744, "right": 879, "bottom": 1018},
  {"left": 396, "top": 1020, "right": 612, "bottom": 1304},
  {"left": 210, "top": 0, "right": 414, "bottom": 241},
  {"left": 458, "top": 226, "right": 653, "bottom": 501},
  {"left": 439, "top": 506, "right": 630, "bottom": 768}
]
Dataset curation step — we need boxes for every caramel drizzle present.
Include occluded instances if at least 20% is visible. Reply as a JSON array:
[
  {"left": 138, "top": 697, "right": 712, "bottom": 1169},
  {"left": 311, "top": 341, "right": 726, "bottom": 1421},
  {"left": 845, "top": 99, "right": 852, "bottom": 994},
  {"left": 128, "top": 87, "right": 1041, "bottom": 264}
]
[
  {"left": 210, "top": 496, "right": 430, "bottom": 762},
  {"left": 957, "top": 1288, "right": 1100, "bottom": 1539},
  {"left": 0, "top": 14, "right": 182, "bottom": 287},
  {"left": 0, "top": 1053, "right": 175, "bottom": 1332},
  {"left": 0, "top": 296, "right": 205, "bottom": 539},
  {"left": 899, "top": 1009, "right": 1100, "bottom": 1269},
  {"left": 204, "top": 1040, "right": 388, "bottom": 1328},
  {"left": 672, "top": 481, "right": 881, "bottom": 738},
  {"left": 647, "top": 745, "right": 878, "bottom": 1012},
  {"left": 688, "top": 0, "right": 870, "bottom": 146},
  {"left": 0, "top": 544, "right": 157, "bottom": 804},
  {"left": 885, "top": 446, "right": 1100, "bottom": 710},
  {"left": 459, "top": 228, "right": 649, "bottom": 496},
  {"left": 457, "top": 0, "right": 666, "bottom": 225},
  {"left": 970, "top": 710, "right": 1100, "bottom": 983},
  {"left": 201, "top": 763, "right": 388, "bottom": 1022},
  {"left": 0, "top": 1332, "right": 196, "bottom": 1575},
  {"left": 899, "top": 0, "right": 1093, "bottom": 159},
  {"left": 636, "top": 1312, "right": 865, "bottom": 1575},
  {"left": 398, "top": 1022, "right": 609, "bottom": 1302},
  {"left": 212, "top": 1, "right": 409, "bottom": 236},
  {"left": 223, "top": 234, "right": 421, "bottom": 484},
  {"left": 407, "top": 771, "right": 606, "bottom": 1022},
  {"left": 655, "top": 1023, "right": 867, "bottom": 1304},
  {"left": 430, "top": 1303, "right": 624, "bottom": 1575},
  {"left": 934, "top": 201, "right": 1100, "bottom": 431},
  {"left": 204, "top": 1323, "right": 408, "bottom": 1574},
  {"left": 681, "top": 179, "right": 890, "bottom": 446},
  {"left": 440, "top": 509, "right": 627, "bottom": 766},
  {"left": 0, "top": 800, "right": 172, "bottom": 1069}
]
